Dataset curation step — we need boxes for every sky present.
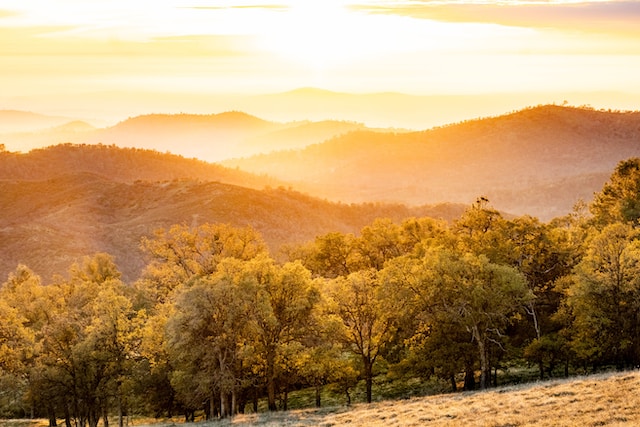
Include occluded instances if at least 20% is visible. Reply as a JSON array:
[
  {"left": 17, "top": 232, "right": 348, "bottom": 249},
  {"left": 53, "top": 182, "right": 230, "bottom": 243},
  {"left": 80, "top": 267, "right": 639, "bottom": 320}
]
[{"left": 1, "top": 0, "right": 640, "bottom": 123}]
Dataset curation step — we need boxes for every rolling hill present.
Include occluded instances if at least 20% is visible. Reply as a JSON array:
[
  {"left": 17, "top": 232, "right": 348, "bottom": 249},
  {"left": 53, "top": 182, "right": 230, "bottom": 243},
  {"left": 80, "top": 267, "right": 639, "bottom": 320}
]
[
  {"left": 0, "top": 110, "right": 76, "bottom": 133},
  {"left": 0, "top": 145, "right": 463, "bottom": 282},
  {"left": 0, "top": 111, "right": 374, "bottom": 161},
  {"left": 0, "top": 143, "right": 279, "bottom": 188},
  {"left": 223, "top": 105, "right": 640, "bottom": 220}
]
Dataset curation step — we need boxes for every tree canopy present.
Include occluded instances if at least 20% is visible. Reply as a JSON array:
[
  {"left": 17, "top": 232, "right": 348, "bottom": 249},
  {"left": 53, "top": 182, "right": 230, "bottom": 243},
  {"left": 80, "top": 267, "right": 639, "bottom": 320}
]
[{"left": 3, "top": 158, "right": 640, "bottom": 423}]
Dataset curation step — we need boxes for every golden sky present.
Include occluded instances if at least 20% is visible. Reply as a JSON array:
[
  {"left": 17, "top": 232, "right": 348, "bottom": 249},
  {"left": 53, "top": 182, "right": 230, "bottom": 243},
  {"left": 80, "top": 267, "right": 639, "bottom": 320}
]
[{"left": 1, "top": 0, "right": 640, "bottom": 119}]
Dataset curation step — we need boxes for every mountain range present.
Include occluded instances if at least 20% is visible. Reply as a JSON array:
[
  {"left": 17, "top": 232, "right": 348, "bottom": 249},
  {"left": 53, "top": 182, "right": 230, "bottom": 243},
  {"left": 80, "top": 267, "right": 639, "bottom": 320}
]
[
  {"left": 2, "top": 104, "right": 639, "bottom": 281},
  {"left": 223, "top": 105, "right": 640, "bottom": 220},
  {"left": 0, "top": 110, "right": 376, "bottom": 162}
]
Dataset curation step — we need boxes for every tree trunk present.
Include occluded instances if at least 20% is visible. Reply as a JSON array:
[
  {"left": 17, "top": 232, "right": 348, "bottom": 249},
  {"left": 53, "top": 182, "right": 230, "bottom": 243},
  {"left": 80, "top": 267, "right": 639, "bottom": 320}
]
[
  {"left": 118, "top": 389, "right": 124, "bottom": 427},
  {"left": 283, "top": 388, "right": 288, "bottom": 411},
  {"left": 63, "top": 403, "right": 72, "bottom": 427},
  {"left": 364, "top": 358, "right": 373, "bottom": 403},
  {"left": 220, "top": 391, "right": 229, "bottom": 418},
  {"left": 315, "top": 384, "right": 322, "bottom": 408},
  {"left": 253, "top": 388, "right": 259, "bottom": 413},
  {"left": 464, "top": 365, "right": 476, "bottom": 391},
  {"left": 474, "top": 326, "right": 489, "bottom": 389},
  {"left": 231, "top": 389, "right": 237, "bottom": 416},
  {"left": 47, "top": 405, "right": 57, "bottom": 427},
  {"left": 209, "top": 390, "right": 216, "bottom": 420},
  {"left": 450, "top": 374, "right": 457, "bottom": 392},
  {"left": 266, "top": 350, "right": 277, "bottom": 411},
  {"left": 88, "top": 408, "right": 99, "bottom": 427},
  {"left": 102, "top": 405, "right": 109, "bottom": 427}
]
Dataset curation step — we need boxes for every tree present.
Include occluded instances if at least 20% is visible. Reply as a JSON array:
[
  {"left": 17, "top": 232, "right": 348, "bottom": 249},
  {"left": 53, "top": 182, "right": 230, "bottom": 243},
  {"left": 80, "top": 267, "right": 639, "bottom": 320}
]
[
  {"left": 0, "top": 299, "right": 34, "bottom": 375},
  {"left": 251, "top": 259, "right": 319, "bottom": 411},
  {"left": 356, "top": 218, "right": 403, "bottom": 270},
  {"left": 139, "top": 223, "right": 268, "bottom": 303},
  {"left": 298, "top": 232, "right": 359, "bottom": 278},
  {"left": 565, "top": 223, "right": 640, "bottom": 369},
  {"left": 453, "top": 197, "right": 509, "bottom": 264},
  {"left": 325, "top": 269, "right": 401, "bottom": 403},
  {"left": 591, "top": 158, "right": 640, "bottom": 227},
  {"left": 0, "top": 266, "right": 41, "bottom": 375},
  {"left": 33, "top": 254, "right": 139, "bottom": 427},
  {"left": 388, "top": 248, "right": 532, "bottom": 389}
]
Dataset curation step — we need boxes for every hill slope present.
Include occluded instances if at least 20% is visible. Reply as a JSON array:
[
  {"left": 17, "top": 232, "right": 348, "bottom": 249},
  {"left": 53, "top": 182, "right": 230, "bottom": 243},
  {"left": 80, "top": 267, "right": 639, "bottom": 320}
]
[
  {"left": 223, "top": 105, "right": 640, "bottom": 220},
  {"left": 0, "top": 166, "right": 462, "bottom": 282},
  {"left": 201, "top": 371, "right": 640, "bottom": 426},
  {"left": 0, "top": 143, "right": 279, "bottom": 188}
]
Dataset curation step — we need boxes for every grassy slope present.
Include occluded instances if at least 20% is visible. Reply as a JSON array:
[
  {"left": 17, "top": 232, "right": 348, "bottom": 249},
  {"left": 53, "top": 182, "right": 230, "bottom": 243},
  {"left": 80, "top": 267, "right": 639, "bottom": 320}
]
[
  {"left": 4, "top": 371, "right": 638, "bottom": 427},
  {"left": 205, "top": 371, "right": 640, "bottom": 426}
]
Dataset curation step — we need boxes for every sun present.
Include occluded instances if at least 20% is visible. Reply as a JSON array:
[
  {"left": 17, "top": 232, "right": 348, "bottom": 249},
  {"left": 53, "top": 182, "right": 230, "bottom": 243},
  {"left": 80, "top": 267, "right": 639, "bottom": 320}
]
[{"left": 260, "top": 1, "right": 369, "bottom": 70}]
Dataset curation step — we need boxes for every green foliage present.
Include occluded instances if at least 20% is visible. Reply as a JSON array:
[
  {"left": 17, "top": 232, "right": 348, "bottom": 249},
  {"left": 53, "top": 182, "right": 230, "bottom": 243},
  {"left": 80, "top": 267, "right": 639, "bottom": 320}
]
[
  {"left": 7, "top": 156, "right": 640, "bottom": 420},
  {"left": 564, "top": 223, "right": 640, "bottom": 368},
  {"left": 591, "top": 158, "right": 640, "bottom": 227}
]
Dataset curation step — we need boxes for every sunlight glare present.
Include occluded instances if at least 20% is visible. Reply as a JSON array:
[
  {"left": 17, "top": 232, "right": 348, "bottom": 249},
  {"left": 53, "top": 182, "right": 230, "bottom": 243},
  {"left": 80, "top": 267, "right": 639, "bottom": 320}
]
[{"left": 260, "top": 0, "right": 375, "bottom": 70}]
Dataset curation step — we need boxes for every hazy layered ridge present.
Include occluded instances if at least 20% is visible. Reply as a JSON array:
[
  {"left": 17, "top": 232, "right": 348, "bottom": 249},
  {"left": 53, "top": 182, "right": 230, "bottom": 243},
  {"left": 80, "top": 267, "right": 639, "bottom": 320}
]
[
  {"left": 224, "top": 105, "right": 640, "bottom": 220},
  {"left": 0, "top": 109, "right": 375, "bottom": 161}
]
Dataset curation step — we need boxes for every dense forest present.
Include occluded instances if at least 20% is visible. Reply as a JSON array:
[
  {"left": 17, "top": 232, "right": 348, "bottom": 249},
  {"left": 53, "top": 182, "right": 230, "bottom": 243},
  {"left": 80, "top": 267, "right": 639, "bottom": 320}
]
[{"left": 3, "top": 156, "right": 640, "bottom": 426}]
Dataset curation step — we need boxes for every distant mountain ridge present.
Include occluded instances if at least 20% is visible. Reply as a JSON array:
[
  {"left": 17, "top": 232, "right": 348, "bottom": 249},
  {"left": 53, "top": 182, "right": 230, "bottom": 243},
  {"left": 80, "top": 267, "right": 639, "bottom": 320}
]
[
  {"left": 223, "top": 105, "right": 640, "bottom": 220},
  {"left": 0, "top": 110, "right": 76, "bottom": 133},
  {"left": 0, "top": 111, "right": 372, "bottom": 161}
]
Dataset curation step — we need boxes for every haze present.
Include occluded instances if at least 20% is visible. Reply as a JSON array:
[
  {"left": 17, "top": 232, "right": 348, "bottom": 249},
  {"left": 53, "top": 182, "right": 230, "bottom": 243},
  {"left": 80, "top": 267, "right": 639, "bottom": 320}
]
[{"left": 1, "top": 0, "right": 640, "bottom": 138}]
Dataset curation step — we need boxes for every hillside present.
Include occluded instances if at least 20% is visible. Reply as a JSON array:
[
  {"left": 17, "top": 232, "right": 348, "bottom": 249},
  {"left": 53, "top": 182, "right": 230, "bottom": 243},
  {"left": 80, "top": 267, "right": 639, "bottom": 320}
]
[
  {"left": 223, "top": 105, "right": 640, "bottom": 220},
  {"left": 0, "top": 111, "right": 375, "bottom": 161},
  {"left": 0, "top": 143, "right": 280, "bottom": 188},
  {"left": 198, "top": 370, "right": 640, "bottom": 426},
  {"left": 0, "top": 168, "right": 462, "bottom": 283}
]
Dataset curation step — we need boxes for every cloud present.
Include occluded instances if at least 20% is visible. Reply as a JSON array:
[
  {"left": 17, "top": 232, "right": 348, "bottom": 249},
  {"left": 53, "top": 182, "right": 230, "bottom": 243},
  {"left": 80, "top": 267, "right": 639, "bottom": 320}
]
[
  {"left": 351, "top": 1, "right": 640, "bottom": 35},
  {"left": 0, "top": 9, "right": 19, "bottom": 18},
  {"left": 187, "top": 4, "right": 288, "bottom": 10}
]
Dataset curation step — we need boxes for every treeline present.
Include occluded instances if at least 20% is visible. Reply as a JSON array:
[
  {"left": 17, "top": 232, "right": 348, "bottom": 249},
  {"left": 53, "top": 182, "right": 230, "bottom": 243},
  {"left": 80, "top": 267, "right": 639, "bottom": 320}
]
[{"left": 3, "top": 158, "right": 640, "bottom": 425}]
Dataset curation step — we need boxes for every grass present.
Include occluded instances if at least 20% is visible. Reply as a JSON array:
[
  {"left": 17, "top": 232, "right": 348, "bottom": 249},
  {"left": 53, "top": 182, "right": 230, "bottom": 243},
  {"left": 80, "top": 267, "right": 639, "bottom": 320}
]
[
  {"left": 5, "top": 370, "right": 640, "bottom": 427},
  {"left": 0, "top": 421, "right": 48, "bottom": 427},
  {"left": 153, "top": 370, "right": 640, "bottom": 427}
]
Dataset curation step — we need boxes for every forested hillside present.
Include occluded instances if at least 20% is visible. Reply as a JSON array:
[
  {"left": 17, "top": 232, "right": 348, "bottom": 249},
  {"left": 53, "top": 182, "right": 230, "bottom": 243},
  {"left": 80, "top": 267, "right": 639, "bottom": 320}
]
[
  {"left": 0, "top": 164, "right": 462, "bottom": 282},
  {"left": 0, "top": 143, "right": 278, "bottom": 188},
  {"left": 224, "top": 105, "right": 640, "bottom": 220}
]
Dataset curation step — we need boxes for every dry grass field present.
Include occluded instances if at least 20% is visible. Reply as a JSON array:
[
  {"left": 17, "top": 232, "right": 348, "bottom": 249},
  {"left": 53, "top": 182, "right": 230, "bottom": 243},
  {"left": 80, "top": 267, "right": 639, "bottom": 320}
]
[
  {"left": 198, "top": 370, "right": 640, "bottom": 427},
  {"left": 3, "top": 371, "right": 639, "bottom": 427}
]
